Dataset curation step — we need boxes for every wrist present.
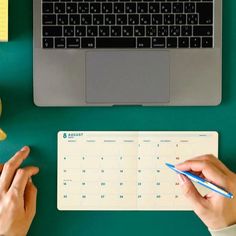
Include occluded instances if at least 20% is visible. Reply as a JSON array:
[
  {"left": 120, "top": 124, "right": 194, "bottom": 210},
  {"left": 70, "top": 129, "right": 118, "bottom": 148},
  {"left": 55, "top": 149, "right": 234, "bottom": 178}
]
[{"left": 208, "top": 219, "right": 236, "bottom": 231}]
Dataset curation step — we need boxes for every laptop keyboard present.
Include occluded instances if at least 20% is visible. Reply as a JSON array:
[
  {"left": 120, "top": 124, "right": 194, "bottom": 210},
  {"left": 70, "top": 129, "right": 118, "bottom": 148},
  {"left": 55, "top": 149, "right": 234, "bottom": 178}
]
[{"left": 42, "top": 0, "right": 214, "bottom": 49}]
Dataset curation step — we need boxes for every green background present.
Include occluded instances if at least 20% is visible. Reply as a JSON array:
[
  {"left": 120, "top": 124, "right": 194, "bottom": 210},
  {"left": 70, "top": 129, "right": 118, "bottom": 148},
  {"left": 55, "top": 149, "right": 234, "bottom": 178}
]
[{"left": 0, "top": 0, "right": 236, "bottom": 235}]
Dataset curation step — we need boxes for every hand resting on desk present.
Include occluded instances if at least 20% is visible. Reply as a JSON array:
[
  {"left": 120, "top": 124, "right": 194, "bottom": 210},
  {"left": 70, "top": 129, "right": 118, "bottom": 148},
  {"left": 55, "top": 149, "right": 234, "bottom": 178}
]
[
  {"left": 0, "top": 149, "right": 235, "bottom": 235},
  {"left": 177, "top": 155, "right": 236, "bottom": 231},
  {"left": 0, "top": 146, "right": 39, "bottom": 236}
]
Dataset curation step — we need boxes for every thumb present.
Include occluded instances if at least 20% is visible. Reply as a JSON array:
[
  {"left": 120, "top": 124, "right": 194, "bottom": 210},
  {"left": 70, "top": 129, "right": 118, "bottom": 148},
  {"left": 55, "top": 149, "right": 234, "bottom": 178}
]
[{"left": 178, "top": 174, "right": 207, "bottom": 213}]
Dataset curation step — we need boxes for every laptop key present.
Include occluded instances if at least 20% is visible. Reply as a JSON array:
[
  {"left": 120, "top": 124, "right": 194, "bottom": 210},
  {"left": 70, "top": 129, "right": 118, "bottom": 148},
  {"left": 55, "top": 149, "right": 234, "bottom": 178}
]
[
  {"left": 184, "top": 3, "right": 195, "bottom": 14},
  {"left": 43, "top": 3, "right": 53, "bottom": 14},
  {"left": 202, "top": 37, "right": 213, "bottom": 48},
  {"left": 66, "top": 3, "right": 77, "bottom": 13},
  {"left": 55, "top": 38, "right": 65, "bottom": 48},
  {"left": 55, "top": 3, "right": 65, "bottom": 14},
  {"left": 82, "top": 38, "right": 95, "bottom": 48},
  {"left": 43, "top": 26, "right": 62, "bottom": 37},
  {"left": 167, "top": 37, "right": 177, "bottom": 48},
  {"left": 187, "top": 14, "right": 198, "bottom": 24},
  {"left": 164, "top": 14, "right": 174, "bottom": 25},
  {"left": 43, "top": 38, "right": 53, "bottom": 48},
  {"left": 181, "top": 26, "right": 192, "bottom": 36},
  {"left": 111, "top": 26, "right": 122, "bottom": 36},
  {"left": 128, "top": 15, "right": 139, "bottom": 25},
  {"left": 158, "top": 26, "right": 168, "bottom": 37},
  {"left": 58, "top": 14, "right": 68, "bottom": 25},
  {"left": 99, "top": 26, "right": 109, "bottom": 36},
  {"left": 114, "top": 3, "right": 124, "bottom": 13},
  {"left": 134, "top": 26, "right": 145, "bottom": 36},
  {"left": 96, "top": 38, "right": 136, "bottom": 48},
  {"left": 123, "top": 26, "right": 133, "bottom": 37},
  {"left": 146, "top": 26, "right": 156, "bottom": 36},
  {"left": 78, "top": 3, "right": 89, "bottom": 13},
  {"left": 64, "top": 26, "right": 74, "bottom": 36},
  {"left": 126, "top": 3, "right": 136, "bottom": 14},
  {"left": 87, "top": 26, "right": 98, "bottom": 36},
  {"left": 149, "top": 3, "right": 160, "bottom": 13},
  {"left": 152, "top": 37, "right": 165, "bottom": 48},
  {"left": 90, "top": 3, "right": 101, "bottom": 13},
  {"left": 93, "top": 14, "right": 104, "bottom": 25},
  {"left": 67, "top": 37, "right": 80, "bottom": 48},
  {"left": 152, "top": 14, "right": 162, "bottom": 25},
  {"left": 193, "top": 26, "right": 213, "bottom": 37},
  {"left": 173, "top": 3, "right": 183, "bottom": 14},
  {"left": 161, "top": 3, "right": 171, "bottom": 14},
  {"left": 137, "top": 38, "right": 150, "bottom": 48},
  {"left": 69, "top": 15, "right": 80, "bottom": 25},
  {"left": 140, "top": 14, "right": 150, "bottom": 25},
  {"left": 197, "top": 2, "right": 213, "bottom": 24},
  {"left": 43, "top": 14, "right": 56, "bottom": 25},
  {"left": 176, "top": 14, "right": 186, "bottom": 25},
  {"left": 75, "top": 26, "right": 86, "bottom": 36},
  {"left": 81, "top": 15, "right": 92, "bottom": 25},
  {"left": 179, "top": 37, "right": 189, "bottom": 48},
  {"left": 170, "top": 26, "right": 180, "bottom": 37},
  {"left": 190, "top": 37, "right": 201, "bottom": 48}
]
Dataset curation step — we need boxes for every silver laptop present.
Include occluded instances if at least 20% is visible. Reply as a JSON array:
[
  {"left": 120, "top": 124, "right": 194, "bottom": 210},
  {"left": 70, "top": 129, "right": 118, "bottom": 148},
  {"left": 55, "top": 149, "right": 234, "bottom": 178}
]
[{"left": 33, "top": 0, "right": 222, "bottom": 106}]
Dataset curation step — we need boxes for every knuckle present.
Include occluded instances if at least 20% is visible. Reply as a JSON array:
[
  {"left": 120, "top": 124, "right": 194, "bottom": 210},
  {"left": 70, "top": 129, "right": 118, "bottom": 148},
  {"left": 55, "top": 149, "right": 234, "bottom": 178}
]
[
  {"left": 8, "top": 192, "right": 18, "bottom": 202},
  {"left": 11, "top": 185, "right": 21, "bottom": 196},
  {"left": 203, "top": 155, "right": 214, "bottom": 161},
  {"left": 202, "top": 160, "right": 210, "bottom": 168},
  {"left": 183, "top": 160, "right": 191, "bottom": 166},
  {"left": 4, "top": 161, "right": 15, "bottom": 171},
  {"left": 182, "top": 186, "right": 192, "bottom": 197},
  {"left": 17, "top": 168, "right": 26, "bottom": 176}
]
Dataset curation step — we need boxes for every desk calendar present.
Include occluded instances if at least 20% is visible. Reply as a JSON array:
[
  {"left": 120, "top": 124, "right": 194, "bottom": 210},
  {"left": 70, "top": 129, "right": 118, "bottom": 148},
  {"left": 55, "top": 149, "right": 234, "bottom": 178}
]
[{"left": 58, "top": 131, "right": 218, "bottom": 211}]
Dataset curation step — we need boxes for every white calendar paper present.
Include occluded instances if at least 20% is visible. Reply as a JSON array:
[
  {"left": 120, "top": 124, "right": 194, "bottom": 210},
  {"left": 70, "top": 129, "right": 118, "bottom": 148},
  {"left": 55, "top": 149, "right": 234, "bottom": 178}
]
[{"left": 58, "top": 131, "right": 218, "bottom": 211}]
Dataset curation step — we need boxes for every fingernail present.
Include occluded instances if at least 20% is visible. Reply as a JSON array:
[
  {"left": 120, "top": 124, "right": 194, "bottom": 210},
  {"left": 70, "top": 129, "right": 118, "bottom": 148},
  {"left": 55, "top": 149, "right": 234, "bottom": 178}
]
[
  {"left": 21, "top": 146, "right": 29, "bottom": 152},
  {"left": 178, "top": 174, "right": 186, "bottom": 185},
  {"left": 176, "top": 162, "right": 183, "bottom": 167}
]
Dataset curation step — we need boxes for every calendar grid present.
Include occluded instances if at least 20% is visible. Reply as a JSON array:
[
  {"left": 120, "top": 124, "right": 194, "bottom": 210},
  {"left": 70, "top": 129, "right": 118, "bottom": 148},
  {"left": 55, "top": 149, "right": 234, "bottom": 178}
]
[{"left": 58, "top": 131, "right": 218, "bottom": 211}]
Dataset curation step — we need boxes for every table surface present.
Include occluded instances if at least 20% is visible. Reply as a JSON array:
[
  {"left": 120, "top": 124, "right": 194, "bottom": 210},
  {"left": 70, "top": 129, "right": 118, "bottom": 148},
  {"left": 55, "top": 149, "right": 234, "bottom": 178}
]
[{"left": 0, "top": 1, "right": 236, "bottom": 235}]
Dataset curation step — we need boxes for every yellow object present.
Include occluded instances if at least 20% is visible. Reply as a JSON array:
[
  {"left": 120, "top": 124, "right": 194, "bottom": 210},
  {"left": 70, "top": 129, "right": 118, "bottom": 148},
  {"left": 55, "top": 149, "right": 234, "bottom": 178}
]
[
  {"left": 0, "top": 99, "right": 7, "bottom": 140},
  {"left": 0, "top": 128, "right": 7, "bottom": 140},
  {"left": 0, "top": 0, "right": 8, "bottom": 42}
]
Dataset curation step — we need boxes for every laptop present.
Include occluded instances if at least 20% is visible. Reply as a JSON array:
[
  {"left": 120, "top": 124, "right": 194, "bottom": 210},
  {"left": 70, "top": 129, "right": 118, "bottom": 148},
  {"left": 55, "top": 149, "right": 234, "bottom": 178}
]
[{"left": 33, "top": 0, "right": 222, "bottom": 106}]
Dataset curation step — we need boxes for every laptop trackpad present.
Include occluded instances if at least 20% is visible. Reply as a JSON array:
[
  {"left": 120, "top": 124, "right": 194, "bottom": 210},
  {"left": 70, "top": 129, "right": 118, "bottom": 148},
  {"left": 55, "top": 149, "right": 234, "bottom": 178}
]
[{"left": 85, "top": 51, "right": 170, "bottom": 104}]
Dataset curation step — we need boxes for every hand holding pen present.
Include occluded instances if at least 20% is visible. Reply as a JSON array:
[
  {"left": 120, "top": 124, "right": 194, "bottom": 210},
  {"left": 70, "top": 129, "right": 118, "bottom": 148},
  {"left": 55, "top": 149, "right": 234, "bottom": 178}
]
[{"left": 176, "top": 155, "right": 236, "bottom": 231}]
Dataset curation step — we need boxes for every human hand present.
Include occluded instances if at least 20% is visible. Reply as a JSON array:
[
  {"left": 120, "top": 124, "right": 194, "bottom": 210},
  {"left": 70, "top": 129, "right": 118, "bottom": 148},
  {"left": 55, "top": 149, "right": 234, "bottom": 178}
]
[
  {"left": 176, "top": 155, "right": 236, "bottom": 230},
  {"left": 0, "top": 146, "right": 39, "bottom": 236}
]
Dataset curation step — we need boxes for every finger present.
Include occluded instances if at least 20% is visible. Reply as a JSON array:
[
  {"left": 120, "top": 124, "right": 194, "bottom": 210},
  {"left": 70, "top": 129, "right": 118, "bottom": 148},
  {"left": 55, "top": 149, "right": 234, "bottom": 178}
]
[
  {"left": 10, "top": 166, "right": 39, "bottom": 197},
  {"left": 178, "top": 174, "right": 207, "bottom": 213},
  {"left": 188, "top": 155, "right": 231, "bottom": 176},
  {"left": 25, "top": 178, "right": 37, "bottom": 217},
  {"left": 176, "top": 160, "right": 227, "bottom": 187},
  {"left": 0, "top": 146, "right": 30, "bottom": 191},
  {"left": 0, "top": 164, "right": 3, "bottom": 173}
]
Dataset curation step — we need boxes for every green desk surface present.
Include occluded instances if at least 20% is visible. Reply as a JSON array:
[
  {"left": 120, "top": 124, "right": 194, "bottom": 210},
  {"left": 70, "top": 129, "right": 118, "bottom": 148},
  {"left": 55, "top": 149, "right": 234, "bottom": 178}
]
[{"left": 0, "top": 1, "right": 236, "bottom": 235}]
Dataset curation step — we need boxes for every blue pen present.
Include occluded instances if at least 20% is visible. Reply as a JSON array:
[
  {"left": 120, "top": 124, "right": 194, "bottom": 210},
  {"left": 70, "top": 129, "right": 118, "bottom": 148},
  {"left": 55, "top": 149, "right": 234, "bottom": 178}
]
[{"left": 166, "top": 163, "right": 234, "bottom": 199}]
